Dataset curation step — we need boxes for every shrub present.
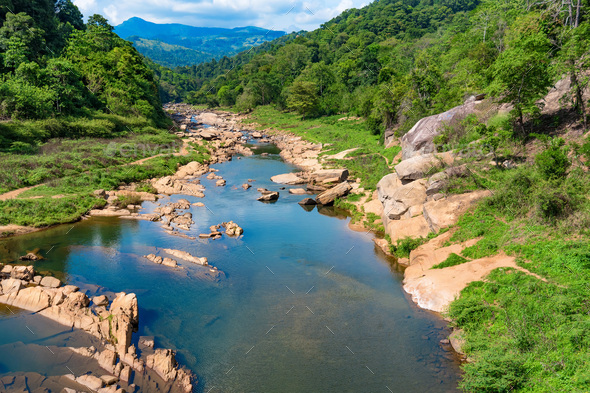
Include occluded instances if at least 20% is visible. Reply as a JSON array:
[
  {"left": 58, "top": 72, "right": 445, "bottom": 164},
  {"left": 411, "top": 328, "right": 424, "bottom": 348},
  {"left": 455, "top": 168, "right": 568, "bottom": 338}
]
[
  {"left": 534, "top": 137, "right": 570, "bottom": 180},
  {"left": 390, "top": 236, "right": 428, "bottom": 258}
]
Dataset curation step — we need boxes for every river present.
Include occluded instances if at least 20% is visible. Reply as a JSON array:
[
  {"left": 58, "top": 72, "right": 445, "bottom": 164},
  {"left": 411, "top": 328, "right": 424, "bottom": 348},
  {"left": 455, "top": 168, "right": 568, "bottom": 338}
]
[{"left": 0, "top": 140, "right": 461, "bottom": 392}]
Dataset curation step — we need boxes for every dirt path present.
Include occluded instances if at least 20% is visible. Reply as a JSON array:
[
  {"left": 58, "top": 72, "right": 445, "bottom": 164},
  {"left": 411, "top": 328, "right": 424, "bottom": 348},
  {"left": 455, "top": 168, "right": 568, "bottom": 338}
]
[{"left": 0, "top": 185, "right": 41, "bottom": 201}]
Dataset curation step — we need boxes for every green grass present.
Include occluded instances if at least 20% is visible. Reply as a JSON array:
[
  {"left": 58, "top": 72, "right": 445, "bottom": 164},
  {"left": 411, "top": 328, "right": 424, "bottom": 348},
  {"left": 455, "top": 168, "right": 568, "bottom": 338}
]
[
  {"left": 443, "top": 154, "right": 590, "bottom": 392},
  {"left": 243, "top": 106, "right": 401, "bottom": 189},
  {"left": 432, "top": 253, "right": 469, "bottom": 269},
  {"left": 0, "top": 195, "right": 106, "bottom": 227},
  {"left": 0, "top": 114, "right": 212, "bottom": 227},
  {"left": 389, "top": 236, "right": 429, "bottom": 259}
]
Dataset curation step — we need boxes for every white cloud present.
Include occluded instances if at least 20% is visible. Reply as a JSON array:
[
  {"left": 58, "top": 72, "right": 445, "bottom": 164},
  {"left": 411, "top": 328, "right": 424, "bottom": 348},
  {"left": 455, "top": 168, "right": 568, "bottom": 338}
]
[{"left": 73, "top": 0, "right": 370, "bottom": 31}]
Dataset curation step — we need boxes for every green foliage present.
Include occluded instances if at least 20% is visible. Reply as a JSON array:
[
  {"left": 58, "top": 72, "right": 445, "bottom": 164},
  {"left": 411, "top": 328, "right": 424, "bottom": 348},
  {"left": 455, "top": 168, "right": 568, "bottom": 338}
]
[
  {"left": 390, "top": 237, "right": 428, "bottom": 259},
  {"left": 286, "top": 81, "right": 320, "bottom": 118},
  {"left": 0, "top": 195, "right": 106, "bottom": 227},
  {"left": 432, "top": 253, "right": 469, "bottom": 269},
  {"left": 0, "top": 4, "right": 167, "bottom": 128},
  {"left": 534, "top": 137, "right": 571, "bottom": 180},
  {"left": 487, "top": 14, "right": 553, "bottom": 135}
]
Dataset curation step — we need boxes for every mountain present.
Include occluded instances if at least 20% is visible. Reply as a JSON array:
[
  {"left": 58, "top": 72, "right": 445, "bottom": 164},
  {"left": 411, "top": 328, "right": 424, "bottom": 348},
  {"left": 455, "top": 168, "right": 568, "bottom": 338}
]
[{"left": 114, "top": 17, "right": 286, "bottom": 67}]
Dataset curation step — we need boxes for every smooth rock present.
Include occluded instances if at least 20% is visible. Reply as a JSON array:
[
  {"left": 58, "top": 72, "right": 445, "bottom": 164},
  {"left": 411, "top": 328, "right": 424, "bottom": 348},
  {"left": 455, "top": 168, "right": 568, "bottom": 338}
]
[
  {"left": 423, "top": 190, "right": 492, "bottom": 232},
  {"left": 401, "top": 96, "right": 479, "bottom": 159},
  {"left": 40, "top": 276, "right": 61, "bottom": 288},
  {"left": 288, "top": 188, "right": 307, "bottom": 195},
  {"left": 270, "top": 173, "right": 305, "bottom": 185},
  {"left": 76, "top": 374, "right": 104, "bottom": 391},
  {"left": 394, "top": 154, "right": 442, "bottom": 181},
  {"left": 92, "top": 295, "right": 109, "bottom": 307},
  {"left": 298, "top": 198, "right": 317, "bottom": 205},
  {"left": 309, "top": 169, "right": 349, "bottom": 183}
]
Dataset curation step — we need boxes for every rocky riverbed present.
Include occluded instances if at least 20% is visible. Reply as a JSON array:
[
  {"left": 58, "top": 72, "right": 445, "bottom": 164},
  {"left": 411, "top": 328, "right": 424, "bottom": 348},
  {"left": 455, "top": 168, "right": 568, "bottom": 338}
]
[{"left": 0, "top": 105, "right": 465, "bottom": 391}]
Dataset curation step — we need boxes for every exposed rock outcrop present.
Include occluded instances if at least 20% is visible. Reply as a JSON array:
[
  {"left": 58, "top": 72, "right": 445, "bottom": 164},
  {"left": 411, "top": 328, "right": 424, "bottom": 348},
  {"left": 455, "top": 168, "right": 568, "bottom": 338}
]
[{"left": 400, "top": 96, "right": 482, "bottom": 159}]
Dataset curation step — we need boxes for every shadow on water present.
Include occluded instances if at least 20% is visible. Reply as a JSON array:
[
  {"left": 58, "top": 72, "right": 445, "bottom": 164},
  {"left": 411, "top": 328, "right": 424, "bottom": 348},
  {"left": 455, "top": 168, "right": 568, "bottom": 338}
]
[{"left": 0, "top": 143, "right": 462, "bottom": 392}]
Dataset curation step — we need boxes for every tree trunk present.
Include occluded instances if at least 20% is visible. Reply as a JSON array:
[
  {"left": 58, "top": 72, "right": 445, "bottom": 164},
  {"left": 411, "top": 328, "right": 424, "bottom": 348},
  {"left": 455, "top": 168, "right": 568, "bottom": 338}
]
[{"left": 571, "top": 70, "right": 587, "bottom": 129}]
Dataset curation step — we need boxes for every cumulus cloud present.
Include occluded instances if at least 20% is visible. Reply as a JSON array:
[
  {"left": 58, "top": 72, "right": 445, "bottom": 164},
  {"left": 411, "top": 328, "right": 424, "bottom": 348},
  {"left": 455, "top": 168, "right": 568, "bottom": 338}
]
[{"left": 72, "top": 0, "right": 369, "bottom": 31}]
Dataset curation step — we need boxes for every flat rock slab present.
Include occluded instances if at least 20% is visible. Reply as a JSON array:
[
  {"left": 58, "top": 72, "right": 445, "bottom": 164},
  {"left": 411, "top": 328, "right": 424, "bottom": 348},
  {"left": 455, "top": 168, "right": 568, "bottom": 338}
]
[
  {"left": 270, "top": 173, "right": 305, "bottom": 185},
  {"left": 309, "top": 168, "right": 349, "bottom": 183},
  {"left": 289, "top": 188, "right": 307, "bottom": 195}
]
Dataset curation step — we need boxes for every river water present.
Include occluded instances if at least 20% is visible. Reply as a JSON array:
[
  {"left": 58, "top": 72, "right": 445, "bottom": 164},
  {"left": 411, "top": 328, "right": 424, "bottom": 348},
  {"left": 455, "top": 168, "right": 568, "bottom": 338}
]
[{"left": 0, "top": 142, "right": 461, "bottom": 392}]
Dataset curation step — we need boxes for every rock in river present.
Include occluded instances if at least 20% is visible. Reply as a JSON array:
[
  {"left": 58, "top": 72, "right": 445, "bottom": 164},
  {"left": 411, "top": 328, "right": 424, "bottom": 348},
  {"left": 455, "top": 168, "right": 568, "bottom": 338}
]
[
  {"left": 270, "top": 173, "right": 305, "bottom": 185},
  {"left": 257, "top": 191, "right": 279, "bottom": 202}
]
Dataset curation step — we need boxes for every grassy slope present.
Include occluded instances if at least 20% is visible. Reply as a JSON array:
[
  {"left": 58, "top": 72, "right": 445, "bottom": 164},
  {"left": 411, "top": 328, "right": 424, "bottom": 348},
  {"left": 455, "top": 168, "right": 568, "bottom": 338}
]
[{"left": 0, "top": 116, "right": 210, "bottom": 229}]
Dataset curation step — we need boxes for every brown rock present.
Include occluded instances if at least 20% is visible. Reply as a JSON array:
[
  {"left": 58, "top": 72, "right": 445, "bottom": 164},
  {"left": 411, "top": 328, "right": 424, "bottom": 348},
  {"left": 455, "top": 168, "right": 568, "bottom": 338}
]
[
  {"left": 76, "top": 374, "right": 104, "bottom": 391},
  {"left": 270, "top": 173, "right": 305, "bottom": 185},
  {"left": 394, "top": 154, "right": 443, "bottom": 181},
  {"left": 40, "top": 276, "right": 61, "bottom": 288},
  {"left": 315, "top": 182, "right": 352, "bottom": 205},
  {"left": 422, "top": 190, "right": 491, "bottom": 232},
  {"left": 11, "top": 265, "right": 34, "bottom": 281},
  {"left": 298, "top": 198, "right": 317, "bottom": 205},
  {"left": 257, "top": 192, "right": 279, "bottom": 202},
  {"left": 146, "top": 349, "right": 178, "bottom": 382},
  {"left": 93, "top": 295, "right": 109, "bottom": 307}
]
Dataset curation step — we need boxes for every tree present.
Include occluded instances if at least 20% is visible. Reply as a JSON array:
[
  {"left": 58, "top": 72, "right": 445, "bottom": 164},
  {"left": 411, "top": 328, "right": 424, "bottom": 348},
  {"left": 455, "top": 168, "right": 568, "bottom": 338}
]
[
  {"left": 287, "top": 81, "right": 319, "bottom": 118},
  {"left": 55, "top": 0, "right": 84, "bottom": 30},
  {"left": 87, "top": 14, "right": 113, "bottom": 32},
  {"left": 0, "top": 12, "right": 45, "bottom": 68},
  {"left": 488, "top": 16, "right": 552, "bottom": 136},
  {"left": 557, "top": 22, "right": 590, "bottom": 129}
]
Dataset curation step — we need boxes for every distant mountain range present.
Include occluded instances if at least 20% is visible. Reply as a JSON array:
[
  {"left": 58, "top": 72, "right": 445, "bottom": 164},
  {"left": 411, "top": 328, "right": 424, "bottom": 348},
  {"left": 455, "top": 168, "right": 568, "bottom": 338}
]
[{"left": 115, "top": 17, "right": 286, "bottom": 68}]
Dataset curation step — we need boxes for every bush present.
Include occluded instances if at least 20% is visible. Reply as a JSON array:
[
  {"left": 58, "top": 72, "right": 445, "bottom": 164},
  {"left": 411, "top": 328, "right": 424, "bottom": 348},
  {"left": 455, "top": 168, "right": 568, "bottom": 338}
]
[
  {"left": 390, "top": 236, "right": 428, "bottom": 258},
  {"left": 535, "top": 137, "right": 570, "bottom": 180}
]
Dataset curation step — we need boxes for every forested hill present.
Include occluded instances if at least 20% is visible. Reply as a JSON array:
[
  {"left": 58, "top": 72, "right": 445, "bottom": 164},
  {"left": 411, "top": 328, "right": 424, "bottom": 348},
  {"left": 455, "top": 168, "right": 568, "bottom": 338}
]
[
  {"left": 171, "top": 0, "right": 588, "bottom": 137},
  {"left": 0, "top": 0, "right": 170, "bottom": 149},
  {"left": 114, "top": 17, "right": 287, "bottom": 68}
]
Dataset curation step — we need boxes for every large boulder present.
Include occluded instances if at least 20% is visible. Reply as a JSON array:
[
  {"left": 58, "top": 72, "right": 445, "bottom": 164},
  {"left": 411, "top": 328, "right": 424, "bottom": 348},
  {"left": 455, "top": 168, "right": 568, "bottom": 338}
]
[
  {"left": 309, "top": 169, "right": 349, "bottom": 183},
  {"left": 381, "top": 180, "right": 427, "bottom": 221},
  {"left": 109, "top": 293, "right": 139, "bottom": 326},
  {"left": 425, "top": 164, "right": 470, "bottom": 196},
  {"left": 401, "top": 96, "right": 480, "bottom": 159},
  {"left": 146, "top": 349, "right": 178, "bottom": 382},
  {"left": 11, "top": 265, "right": 34, "bottom": 281},
  {"left": 377, "top": 173, "right": 403, "bottom": 204},
  {"left": 423, "top": 190, "right": 492, "bottom": 232},
  {"left": 394, "top": 154, "right": 443, "bottom": 181},
  {"left": 315, "top": 182, "right": 352, "bottom": 205},
  {"left": 386, "top": 215, "right": 431, "bottom": 242},
  {"left": 270, "top": 173, "right": 305, "bottom": 185}
]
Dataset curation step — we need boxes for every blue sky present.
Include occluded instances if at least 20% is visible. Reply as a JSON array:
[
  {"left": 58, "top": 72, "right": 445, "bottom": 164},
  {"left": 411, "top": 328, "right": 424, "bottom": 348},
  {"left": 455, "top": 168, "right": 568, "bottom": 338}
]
[{"left": 73, "top": 0, "right": 369, "bottom": 32}]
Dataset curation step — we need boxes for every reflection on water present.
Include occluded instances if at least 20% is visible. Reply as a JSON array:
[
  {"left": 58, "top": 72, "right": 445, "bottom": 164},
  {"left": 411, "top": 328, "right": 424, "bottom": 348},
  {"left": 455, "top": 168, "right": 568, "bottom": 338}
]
[{"left": 0, "top": 148, "right": 461, "bottom": 392}]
